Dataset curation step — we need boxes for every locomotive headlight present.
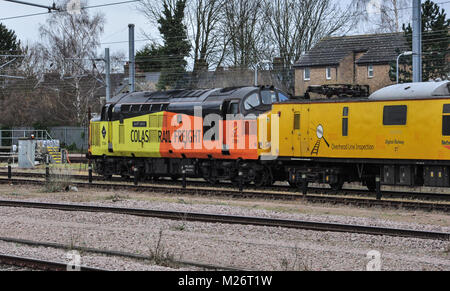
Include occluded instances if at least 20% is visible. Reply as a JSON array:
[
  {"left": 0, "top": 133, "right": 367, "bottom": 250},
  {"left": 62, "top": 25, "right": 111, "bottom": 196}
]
[{"left": 316, "top": 125, "right": 324, "bottom": 139}]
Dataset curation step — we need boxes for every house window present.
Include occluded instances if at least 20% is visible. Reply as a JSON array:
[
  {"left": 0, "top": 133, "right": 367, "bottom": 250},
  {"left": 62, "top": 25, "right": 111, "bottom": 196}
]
[
  {"left": 304, "top": 68, "right": 310, "bottom": 81},
  {"left": 326, "top": 67, "right": 332, "bottom": 80},
  {"left": 368, "top": 65, "right": 374, "bottom": 78}
]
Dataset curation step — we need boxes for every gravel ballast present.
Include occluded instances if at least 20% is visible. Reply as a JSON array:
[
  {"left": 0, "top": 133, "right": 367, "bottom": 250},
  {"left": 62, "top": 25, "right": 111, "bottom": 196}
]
[{"left": 0, "top": 184, "right": 448, "bottom": 270}]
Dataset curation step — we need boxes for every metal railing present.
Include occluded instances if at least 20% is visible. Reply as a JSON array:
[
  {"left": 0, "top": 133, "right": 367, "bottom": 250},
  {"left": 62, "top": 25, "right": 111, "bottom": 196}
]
[{"left": 0, "top": 130, "right": 54, "bottom": 146}]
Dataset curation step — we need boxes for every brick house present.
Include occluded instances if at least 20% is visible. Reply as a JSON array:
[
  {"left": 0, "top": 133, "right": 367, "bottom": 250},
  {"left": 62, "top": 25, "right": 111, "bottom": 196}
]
[{"left": 293, "top": 33, "right": 409, "bottom": 97}]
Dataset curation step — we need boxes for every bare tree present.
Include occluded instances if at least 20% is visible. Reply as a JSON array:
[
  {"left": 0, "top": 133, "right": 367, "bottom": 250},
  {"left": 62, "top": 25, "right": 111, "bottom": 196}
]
[
  {"left": 264, "top": 0, "right": 352, "bottom": 70},
  {"left": 261, "top": 0, "right": 353, "bottom": 93},
  {"left": 38, "top": 0, "right": 105, "bottom": 125},
  {"left": 187, "top": 0, "right": 224, "bottom": 72},
  {"left": 221, "top": 0, "right": 265, "bottom": 69},
  {"left": 351, "top": 0, "right": 409, "bottom": 33}
]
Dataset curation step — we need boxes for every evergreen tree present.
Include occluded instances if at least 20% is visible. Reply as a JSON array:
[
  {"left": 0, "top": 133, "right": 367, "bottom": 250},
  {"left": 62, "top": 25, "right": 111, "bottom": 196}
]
[
  {"left": 156, "top": 0, "right": 191, "bottom": 90},
  {"left": 0, "top": 22, "right": 21, "bottom": 53},
  {"left": 136, "top": 44, "right": 166, "bottom": 72},
  {"left": 390, "top": 0, "right": 449, "bottom": 82}
]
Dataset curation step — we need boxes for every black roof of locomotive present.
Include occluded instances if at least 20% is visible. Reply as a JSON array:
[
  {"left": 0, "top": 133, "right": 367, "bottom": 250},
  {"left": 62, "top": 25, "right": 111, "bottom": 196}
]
[{"left": 108, "top": 86, "right": 260, "bottom": 105}]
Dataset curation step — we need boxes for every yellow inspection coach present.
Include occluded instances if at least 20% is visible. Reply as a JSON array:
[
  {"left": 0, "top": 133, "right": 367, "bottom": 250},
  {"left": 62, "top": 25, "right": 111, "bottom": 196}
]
[{"left": 272, "top": 81, "right": 450, "bottom": 191}]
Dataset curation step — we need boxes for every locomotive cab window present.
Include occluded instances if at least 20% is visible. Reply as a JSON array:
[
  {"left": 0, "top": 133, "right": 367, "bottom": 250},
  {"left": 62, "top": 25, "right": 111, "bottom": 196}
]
[
  {"left": 442, "top": 104, "right": 450, "bottom": 136},
  {"left": 342, "top": 107, "right": 349, "bottom": 136},
  {"left": 244, "top": 93, "right": 260, "bottom": 110},
  {"left": 278, "top": 91, "right": 289, "bottom": 102},
  {"left": 383, "top": 105, "right": 407, "bottom": 125},
  {"left": 261, "top": 90, "right": 277, "bottom": 105}
]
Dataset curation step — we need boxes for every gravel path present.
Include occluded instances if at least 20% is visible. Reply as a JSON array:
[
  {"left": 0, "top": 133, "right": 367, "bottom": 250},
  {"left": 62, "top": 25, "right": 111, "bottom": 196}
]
[{"left": 0, "top": 184, "right": 448, "bottom": 270}]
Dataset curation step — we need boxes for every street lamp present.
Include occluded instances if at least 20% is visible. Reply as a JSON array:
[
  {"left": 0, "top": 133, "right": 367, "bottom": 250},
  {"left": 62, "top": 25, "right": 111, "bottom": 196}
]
[
  {"left": 396, "top": 51, "right": 413, "bottom": 83},
  {"left": 254, "top": 60, "right": 271, "bottom": 86}
]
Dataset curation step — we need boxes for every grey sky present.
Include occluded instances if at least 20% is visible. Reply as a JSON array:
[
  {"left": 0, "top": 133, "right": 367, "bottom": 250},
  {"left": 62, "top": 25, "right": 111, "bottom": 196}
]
[
  {"left": 1, "top": 0, "right": 449, "bottom": 58},
  {"left": 0, "top": 0, "right": 159, "bottom": 55}
]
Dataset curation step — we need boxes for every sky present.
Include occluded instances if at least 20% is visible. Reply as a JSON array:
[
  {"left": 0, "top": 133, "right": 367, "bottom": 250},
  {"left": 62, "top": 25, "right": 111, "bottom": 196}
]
[
  {"left": 0, "top": 0, "right": 449, "bottom": 59},
  {"left": 0, "top": 0, "right": 159, "bottom": 55}
]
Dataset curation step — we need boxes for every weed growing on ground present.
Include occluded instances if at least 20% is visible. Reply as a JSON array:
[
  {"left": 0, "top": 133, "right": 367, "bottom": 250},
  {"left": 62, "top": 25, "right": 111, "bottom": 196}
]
[
  {"left": 41, "top": 167, "right": 75, "bottom": 193},
  {"left": 280, "top": 246, "right": 313, "bottom": 271},
  {"left": 148, "top": 229, "right": 179, "bottom": 268}
]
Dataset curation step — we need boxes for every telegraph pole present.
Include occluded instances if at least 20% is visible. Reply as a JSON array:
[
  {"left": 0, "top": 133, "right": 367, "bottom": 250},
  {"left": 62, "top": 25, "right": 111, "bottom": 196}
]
[
  {"left": 128, "top": 24, "right": 135, "bottom": 93},
  {"left": 412, "top": 0, "right": 422, "bottom": 82},
  {"left": 105, "top": 48, "right": 111, "bottom": 102}
]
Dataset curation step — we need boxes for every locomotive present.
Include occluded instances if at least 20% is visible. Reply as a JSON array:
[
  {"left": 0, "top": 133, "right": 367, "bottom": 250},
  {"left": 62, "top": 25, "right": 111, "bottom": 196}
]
[
  {"left": 88, "top": 81, "right": 450, "bottom": 191},
  {"left": 89, "top": 86, "right": 291, "bottom": 186}
]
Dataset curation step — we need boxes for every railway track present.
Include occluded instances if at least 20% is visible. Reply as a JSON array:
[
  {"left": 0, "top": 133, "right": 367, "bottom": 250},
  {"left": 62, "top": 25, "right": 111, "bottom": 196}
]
[
  {"left": 0, "top": 199, "right": 448, "bottom": 240},
  {"left": 0, "top": 175, "right": 449, "bottom": 212},
  {"left": 0, "top": 254, "right": 106, "bottom": 271},
  {"left": 0, "top": 236, "right": 246, "bottom": 271},
  {"left": 1, "top": 170, "right": 450, "bottom": 202}
]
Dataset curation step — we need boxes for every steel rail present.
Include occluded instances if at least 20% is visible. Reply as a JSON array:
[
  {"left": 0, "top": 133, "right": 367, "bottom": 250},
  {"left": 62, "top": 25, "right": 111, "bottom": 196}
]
[
  {"left": 1, "top": 171, "right": 450, "bottom": 202},
  {"left": 0, "top": 199, "right": 448, "bottom": 240},
  {"left": 0, "top": 177, "right": 449, "bottom": 212},
  {"left": 0, "top": 236, "right": 246, "bottom": 271},
  {"left": 0, "top": 254, "right": 106, "bottom": 271}
]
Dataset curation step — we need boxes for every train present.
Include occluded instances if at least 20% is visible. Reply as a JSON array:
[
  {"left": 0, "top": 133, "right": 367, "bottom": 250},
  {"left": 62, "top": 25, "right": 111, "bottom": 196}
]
[{"left": 88, "top": 81, "right": 450, "bottom": 192}]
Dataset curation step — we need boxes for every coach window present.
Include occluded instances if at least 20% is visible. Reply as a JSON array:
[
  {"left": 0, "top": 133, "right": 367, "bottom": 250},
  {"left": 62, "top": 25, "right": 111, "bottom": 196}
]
[
  {"left": 383, "top": 105, "right": 407, "bottom": 125},
  {"left": 294, "top": 113, "right": 301, "bottom": 130},
  {"left": 342, "top": 107, "right": 349, "bottom": 136},
  {"left": 442, "top": 104, "right": 450, "bottom": 135}
]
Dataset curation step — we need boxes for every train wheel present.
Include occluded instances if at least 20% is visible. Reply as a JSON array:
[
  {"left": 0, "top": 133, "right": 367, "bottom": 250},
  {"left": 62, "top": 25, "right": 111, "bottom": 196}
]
[
  {"left": 365, "top": 179, "right": 376, "bottom": 192},
  {"left": 206, "top": 176, "right": 218, "bottom": 185},
  {"left": 329, "top": 181, "right": 344, "bottom": 191},
  {"left": 254, "top": 167, "right": 272, "bottom": 187}
]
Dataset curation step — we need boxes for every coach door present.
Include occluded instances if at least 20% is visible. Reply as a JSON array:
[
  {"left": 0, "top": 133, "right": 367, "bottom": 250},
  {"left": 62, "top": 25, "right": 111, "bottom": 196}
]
[
  {"left": 301, "top": 105, "right": 310, "bottom": 156},
  {"left": 292, "top": 105, "right": 302, "bottom": 157}
]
